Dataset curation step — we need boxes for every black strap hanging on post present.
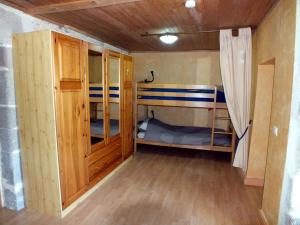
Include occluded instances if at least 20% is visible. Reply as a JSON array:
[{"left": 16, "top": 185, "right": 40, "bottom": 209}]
[{"left": 238, "top": 120, "right": 252, "bottom": 142}]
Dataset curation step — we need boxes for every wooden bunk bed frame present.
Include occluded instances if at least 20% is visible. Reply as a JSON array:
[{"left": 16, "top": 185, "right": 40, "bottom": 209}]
[{"left": 134, "top": 83, "right": 236, "bottom": 160}]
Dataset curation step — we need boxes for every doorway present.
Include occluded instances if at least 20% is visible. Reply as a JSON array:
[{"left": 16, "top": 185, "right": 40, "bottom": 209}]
[{"left": 245, "top": 59, "right": 275, "bottom": 187}]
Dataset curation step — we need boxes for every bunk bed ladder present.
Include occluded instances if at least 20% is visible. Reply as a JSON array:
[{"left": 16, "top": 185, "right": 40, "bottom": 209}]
[
  {"left": 212, "top": 104, "right": 236, "bottom": 162},
  {"left": 210, "top": 87, "right": 218, "bottom": 147}
]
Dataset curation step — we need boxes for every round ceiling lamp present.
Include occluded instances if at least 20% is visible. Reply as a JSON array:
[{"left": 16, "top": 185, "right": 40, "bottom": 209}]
[
  {"left": 185, "top": 0, "right": 196, "bottom": 8},
  {"left": 159, "top": 34, "right": 178, "bottom": 45}
]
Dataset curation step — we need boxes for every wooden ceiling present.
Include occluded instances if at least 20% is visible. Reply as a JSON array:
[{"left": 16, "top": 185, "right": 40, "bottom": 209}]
[{"left": 1, "top": 0, "right": 277, "bottom": 51}]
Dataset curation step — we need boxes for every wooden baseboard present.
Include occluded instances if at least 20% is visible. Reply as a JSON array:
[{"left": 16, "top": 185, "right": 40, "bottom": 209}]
[
  {"left": 258, "top": 209, "right": 269, "bottom": 225},
  {"left": 61, "top": 156, "right": 133, "bottom": 217},
  {"left": 244, "top": 177, "right": 264, "bottom": 187}
]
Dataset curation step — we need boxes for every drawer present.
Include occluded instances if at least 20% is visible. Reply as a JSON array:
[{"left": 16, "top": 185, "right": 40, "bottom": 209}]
[
  {"left": 87, "top": 139, "right": 121, "bottom": 166},
  {"left": 88, "top": 143, "right": 122, "bottom": 181}
]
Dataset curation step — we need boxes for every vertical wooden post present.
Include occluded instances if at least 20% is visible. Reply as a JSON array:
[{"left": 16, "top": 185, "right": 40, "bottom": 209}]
[
  {"left": 134, "top": 83, "right": 138, "bottom": 155},
  {"left": 210, "top": 86, "right": 217, "bottom": 149}
]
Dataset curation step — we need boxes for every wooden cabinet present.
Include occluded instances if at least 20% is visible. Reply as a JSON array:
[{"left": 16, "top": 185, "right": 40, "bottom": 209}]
[
  {"left": 121, "top": 55, "right": 134, "bottom": 159},
  {"left": 53, "top": 33, "right": 89, "bottom": 208},
  {"left": 13, "top": 30, "right": 134, "bottom": 217}
]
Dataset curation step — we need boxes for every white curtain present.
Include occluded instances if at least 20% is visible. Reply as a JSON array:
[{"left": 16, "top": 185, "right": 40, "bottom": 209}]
[{"left": 219, "top": 28, "right": 252, "bottom": 172}]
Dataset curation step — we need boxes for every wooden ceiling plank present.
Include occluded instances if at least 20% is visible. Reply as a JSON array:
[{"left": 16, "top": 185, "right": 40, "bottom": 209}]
[
  {"left": 0, "top": 0, "right": 277, "bottom": 51},
  {"left": 27, "top": 0, "right": 144, "bottom": 15}
]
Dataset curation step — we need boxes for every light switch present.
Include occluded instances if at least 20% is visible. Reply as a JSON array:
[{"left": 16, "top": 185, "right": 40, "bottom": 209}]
[{"left": 272, "top": 126, "right": 279, "bottom": 136}]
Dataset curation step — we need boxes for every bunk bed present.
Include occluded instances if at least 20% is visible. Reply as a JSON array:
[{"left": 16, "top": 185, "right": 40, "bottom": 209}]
[
  {"left": 135, "top": 83, "right": 236, "bottom": 160},
  {"left": 89, "top": 83, "right": 120, "bottom": 138}
]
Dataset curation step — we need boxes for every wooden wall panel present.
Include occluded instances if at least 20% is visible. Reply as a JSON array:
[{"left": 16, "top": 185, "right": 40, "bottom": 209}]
[{"left": 13, "top": 30, "right": 62, "bottom": 216}]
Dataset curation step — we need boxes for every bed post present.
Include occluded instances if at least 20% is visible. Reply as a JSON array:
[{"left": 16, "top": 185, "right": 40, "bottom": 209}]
[
  {"left": 134, "top": 82, "right": 138, "bottom": 155},
  {"left": 210, "top": 86, "right": 218, "bottom": 149}
]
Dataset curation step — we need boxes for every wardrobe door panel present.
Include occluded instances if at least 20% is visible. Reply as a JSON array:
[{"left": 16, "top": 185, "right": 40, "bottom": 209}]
[
  {"left": 122, "top": 55, "right": 134, "bottom": 159},
  {"left": 53, "top": 32, "right": 88, "bottom": 208},
  {"left": 58, "top": 36, "right": 81, "bottom": 80}
]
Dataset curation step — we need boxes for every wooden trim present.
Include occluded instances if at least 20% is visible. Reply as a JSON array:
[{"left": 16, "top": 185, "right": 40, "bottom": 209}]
[
  {"left": 60, "top": 80, "right": 81, "bottom": 90},
  {"left": 134, "top": 84, "right": 138, "bottom": 155},
  {"left": 108, "top": 50, "right": 121, "bottom": 58},
  {"left": 91, "top": 141, "right": 106, "bottom": 153},
  {"left": 88, "top": 43, "right": 103, "bottom": 54},
  {"left": 216, "top": 102, "right": 227, "bottom": 109},
  {"left": 244, "top": 177, "right": 264, "bottom": 187},
  {"left": 136, "top": 139, "right": 211, "bottom": 151},
  {"left": 211, "top": 145, "right": 233, "bottom": 153},
  {"left": 136, "top": 139, "right": 233, "bottom": 153},
  {"left": 103, "top": 49, "right": 110, "bottom": 144},
  {"left": 137, "top": 91, "right": 215, "bottom": 98},
  {"left": 137, "top": 83, "right": 216, "bottom": 90},
  {"left": 91, "top": 133, "right": 104, "bottom": 138},
  {"left": 137, "top": 99, "right": 215, "bottom": 108},
  {"left": 210, "top": 86, "right": 217, "bottom": 146},
  {"left": 258, "top": 209, "right": 270, "bottom": 225},
  {"left": 214, "top": 131, "right": 233, "bottom": 135},
  {"left": 28, "top": 0, "right": 143, "bottom": 15}
]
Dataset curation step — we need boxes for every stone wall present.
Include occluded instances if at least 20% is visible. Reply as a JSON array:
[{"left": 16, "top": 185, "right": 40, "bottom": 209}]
[{"left": 0, "top": 3, "right": 125, "bottom": 211}]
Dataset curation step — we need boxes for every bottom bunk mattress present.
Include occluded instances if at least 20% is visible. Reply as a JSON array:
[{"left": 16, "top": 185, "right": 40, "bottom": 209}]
[
  {"left": 138, "top": 118, "right": 232, "bottom": 147},
  {"left": 90, "top": 119, "right": 119, "bottom": 137}
]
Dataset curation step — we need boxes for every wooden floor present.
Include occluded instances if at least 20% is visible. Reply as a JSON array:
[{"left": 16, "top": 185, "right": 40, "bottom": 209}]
[{"left": 0, "top": 146, "right": 262, "bottom": 225}]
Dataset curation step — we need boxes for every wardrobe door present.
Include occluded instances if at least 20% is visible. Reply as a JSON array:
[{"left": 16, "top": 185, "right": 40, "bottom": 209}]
[
  {"left": 104, "top": 50, "right": 121, "bottom": 142},
  {"left": 53, "top": 32, "right": 88, "bottom": 208},
  {"left": 121, "top": 55, "right": 134, "bottom": 159}
]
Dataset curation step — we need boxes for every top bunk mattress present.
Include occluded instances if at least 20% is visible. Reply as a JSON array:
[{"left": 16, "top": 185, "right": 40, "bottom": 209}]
[{"left": 138, "top": 118, "right": 232, "bottom": 147}]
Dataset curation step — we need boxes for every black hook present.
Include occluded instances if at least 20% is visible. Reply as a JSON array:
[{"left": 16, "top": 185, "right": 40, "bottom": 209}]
[{"left": 144, "top": 71, "right": 155, "bottom": 83}]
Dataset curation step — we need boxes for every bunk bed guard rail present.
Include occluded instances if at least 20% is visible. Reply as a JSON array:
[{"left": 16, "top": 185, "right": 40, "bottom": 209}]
[{"left": 136, "top": 83, "right": 226, "bottom": 108}]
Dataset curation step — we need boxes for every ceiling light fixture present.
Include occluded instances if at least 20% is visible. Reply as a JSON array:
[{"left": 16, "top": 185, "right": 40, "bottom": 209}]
[
  {"left": 159, "top": 34, "right": 178, "bottom": 45},
  {"left": 185, "top": 0, "right": 196, "bottom": 8}
]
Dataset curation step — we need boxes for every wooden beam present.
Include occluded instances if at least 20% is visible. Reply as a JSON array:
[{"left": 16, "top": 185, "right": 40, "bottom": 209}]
[{"left": 28, "top": 0, "right": 144, "bottom": 15}]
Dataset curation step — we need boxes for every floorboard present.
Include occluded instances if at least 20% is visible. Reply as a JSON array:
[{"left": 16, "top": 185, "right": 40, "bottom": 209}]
[{"left": 0, "top": 146, "right": 262, "bottom": 225}]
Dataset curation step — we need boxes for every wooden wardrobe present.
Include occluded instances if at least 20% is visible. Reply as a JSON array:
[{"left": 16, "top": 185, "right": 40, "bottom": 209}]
[{"left": 13, "top": 30, "right": 134, "bottom": 217}]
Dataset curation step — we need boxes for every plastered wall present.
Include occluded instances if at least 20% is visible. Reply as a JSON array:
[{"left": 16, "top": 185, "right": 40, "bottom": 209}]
[
  {"left": 279, "top": 1, "right": 300, "bottom": 224},
  {"left": 132, "top": 51, "right": 228, "bottom": 129},
  {"left": 248, "top": 0, "right": 297, "bottom": 224}
]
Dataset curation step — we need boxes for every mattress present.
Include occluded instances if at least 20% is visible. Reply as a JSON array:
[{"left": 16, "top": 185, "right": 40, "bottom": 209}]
[
  {"left": 138, "top": 118, "right": 231, "bottom": 147},
  {"left": 90, "top": 119, "right": 119, "bottom": 136}
]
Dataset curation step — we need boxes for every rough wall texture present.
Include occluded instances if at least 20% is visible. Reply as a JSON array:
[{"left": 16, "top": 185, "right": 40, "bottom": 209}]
[
  {"left": 0, "top": 3, "right": 124, "bottom": 211},
  {"left": 279, "top": 1, "right": 300, "bottom": 224},
  {"left": 132, "top": 51, "right": 229, "bottom": 129},
  {"left": 250, "top": 0, "right": 297, "bottom": 224}
]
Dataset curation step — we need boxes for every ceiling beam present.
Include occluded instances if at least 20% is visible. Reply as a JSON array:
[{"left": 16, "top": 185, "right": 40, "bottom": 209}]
[{"left": 28, "top": 0, "right": 143, "bottom": 15}]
